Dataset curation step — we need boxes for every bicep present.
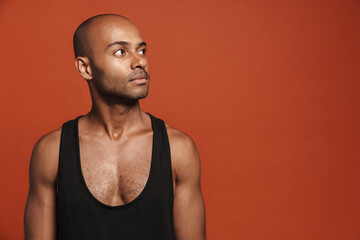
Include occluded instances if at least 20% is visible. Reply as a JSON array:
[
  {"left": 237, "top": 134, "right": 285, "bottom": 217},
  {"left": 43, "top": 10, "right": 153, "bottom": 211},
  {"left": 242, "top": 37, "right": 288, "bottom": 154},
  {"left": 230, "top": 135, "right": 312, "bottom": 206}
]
[
  {"left": 171, "top": 134, "right": 206, "bottom": 240},
  {"left": 173, "top": 179, "right": 206, "bottom": 240},
  {"left": 24, "top": 135, "right": 59, "bottom": 240},
  {"left": 24, "top": 180, "right": 57, "bottom": 239}
]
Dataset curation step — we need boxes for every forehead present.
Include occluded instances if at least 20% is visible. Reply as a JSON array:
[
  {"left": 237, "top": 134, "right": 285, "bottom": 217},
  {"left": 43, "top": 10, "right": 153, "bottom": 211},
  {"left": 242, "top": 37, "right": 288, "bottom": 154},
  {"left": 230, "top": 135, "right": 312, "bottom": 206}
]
[{"left": 88, "top": 17, "right": 143, "bottom": 49}]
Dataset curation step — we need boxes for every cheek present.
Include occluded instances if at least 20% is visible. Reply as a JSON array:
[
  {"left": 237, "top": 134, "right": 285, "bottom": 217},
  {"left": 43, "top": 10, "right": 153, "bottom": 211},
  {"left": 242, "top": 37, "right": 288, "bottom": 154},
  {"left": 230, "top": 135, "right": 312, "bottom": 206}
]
[
  {"left": 108, "top": 57, "right": 131, "bottom": 72},
  {"left": 91, "top": 54, "right": 133, "bottom": 81},
  {"left": 100, "top": 62, "right": 129, "bottom": 79}
]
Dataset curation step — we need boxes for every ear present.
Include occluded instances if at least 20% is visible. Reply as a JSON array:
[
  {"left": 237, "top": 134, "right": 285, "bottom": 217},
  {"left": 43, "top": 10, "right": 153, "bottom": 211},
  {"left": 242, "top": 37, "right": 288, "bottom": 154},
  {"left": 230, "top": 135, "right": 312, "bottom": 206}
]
[{"left": 75, "top": 56, "right": 93, "bottom": 80}]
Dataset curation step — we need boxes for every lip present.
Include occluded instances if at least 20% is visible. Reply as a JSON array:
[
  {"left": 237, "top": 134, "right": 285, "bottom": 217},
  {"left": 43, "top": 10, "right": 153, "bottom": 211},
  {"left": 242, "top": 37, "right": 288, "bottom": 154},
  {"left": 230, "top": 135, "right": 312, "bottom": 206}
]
[
  {"left": 130, "top": 78, "right": 148, "bottom": 85},
  {"left": 131, "top": 74, "right": 147, "bottom": 80},
  {"left": 130, "top": 74, "right": 148, "bottom": 84}
]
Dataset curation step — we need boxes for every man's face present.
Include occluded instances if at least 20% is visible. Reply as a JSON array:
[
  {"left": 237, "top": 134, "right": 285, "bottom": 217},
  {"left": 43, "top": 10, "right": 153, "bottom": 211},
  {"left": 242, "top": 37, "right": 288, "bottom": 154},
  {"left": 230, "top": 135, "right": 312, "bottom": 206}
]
[{"left": 87, "top": 17, "right": 150, "bottom": 101}]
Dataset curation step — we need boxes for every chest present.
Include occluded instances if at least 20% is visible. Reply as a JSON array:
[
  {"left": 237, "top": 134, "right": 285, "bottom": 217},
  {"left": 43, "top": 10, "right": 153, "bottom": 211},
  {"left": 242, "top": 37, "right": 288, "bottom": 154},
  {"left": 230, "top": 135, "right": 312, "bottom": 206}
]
[{"left": 79, "top": 133, "right": 153, "bottom": 206}]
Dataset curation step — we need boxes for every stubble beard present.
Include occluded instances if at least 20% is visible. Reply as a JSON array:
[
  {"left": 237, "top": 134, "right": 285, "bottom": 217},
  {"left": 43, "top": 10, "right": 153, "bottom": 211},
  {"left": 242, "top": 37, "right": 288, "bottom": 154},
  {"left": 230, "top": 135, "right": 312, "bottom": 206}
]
[{"left": 90, "top": 72, "right": 150, "bottom": 105}]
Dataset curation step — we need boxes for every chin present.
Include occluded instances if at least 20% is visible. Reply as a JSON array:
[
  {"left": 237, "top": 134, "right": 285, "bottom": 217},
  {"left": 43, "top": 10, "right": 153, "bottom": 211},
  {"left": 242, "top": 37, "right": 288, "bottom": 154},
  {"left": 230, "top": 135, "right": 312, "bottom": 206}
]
[
  {"left": 131, "top": 86, "right": 149, "bottom": 100},
  {"left": 135, "top": 91, "right": 149, "bottom": 100},
  {"left": 118, "top": 89, "right": 148, "bottom": 101}
]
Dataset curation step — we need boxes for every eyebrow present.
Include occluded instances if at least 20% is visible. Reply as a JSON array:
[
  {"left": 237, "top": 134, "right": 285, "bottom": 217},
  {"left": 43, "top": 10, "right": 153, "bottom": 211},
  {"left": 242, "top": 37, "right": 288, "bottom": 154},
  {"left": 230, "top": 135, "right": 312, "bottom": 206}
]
[
  {"left": 137, "top": 42, "right": 146, "bottom": 48},
  {"left": 107, "top": 41, "right": 146, "bottom": 49}
]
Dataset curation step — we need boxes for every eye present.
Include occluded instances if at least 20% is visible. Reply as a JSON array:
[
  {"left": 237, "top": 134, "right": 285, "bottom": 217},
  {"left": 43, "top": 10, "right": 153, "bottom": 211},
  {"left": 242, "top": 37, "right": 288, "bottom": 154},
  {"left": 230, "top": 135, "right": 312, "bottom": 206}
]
[
  {"left": 114, "top": 49, "right": 125, "bottom": 56},
  {"left": 138, "top": 49, "right": 146, "bottom": 55}
]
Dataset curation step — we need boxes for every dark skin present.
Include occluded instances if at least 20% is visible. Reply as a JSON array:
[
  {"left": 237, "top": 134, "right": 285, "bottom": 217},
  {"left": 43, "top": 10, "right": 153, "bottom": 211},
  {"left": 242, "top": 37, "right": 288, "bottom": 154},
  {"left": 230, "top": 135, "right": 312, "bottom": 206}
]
[{"left": 24, "top": 15, "right": 206, "bottom": 239}]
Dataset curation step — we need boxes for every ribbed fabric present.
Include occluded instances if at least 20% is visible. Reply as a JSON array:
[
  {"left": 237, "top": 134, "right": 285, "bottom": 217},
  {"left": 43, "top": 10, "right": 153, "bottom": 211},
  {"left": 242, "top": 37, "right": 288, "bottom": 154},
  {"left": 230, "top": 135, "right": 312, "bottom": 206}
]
[{"left": 57, "top": 112, "right": 175, "bottom": 240}]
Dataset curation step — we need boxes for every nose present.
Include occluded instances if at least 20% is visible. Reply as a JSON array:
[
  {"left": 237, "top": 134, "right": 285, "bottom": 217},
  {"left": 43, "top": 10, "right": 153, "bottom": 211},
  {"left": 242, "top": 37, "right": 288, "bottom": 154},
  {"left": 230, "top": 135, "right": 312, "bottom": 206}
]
[{"left": 130, "top": 53, "right": 147, "bottom": 70}]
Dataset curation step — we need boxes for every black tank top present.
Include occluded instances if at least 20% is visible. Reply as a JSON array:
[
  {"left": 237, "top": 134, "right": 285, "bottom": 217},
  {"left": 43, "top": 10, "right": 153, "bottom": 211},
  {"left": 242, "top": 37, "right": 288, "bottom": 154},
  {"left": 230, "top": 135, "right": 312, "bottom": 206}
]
[{"left": 57, "top": 113, "right": 175, "bottom": 240}]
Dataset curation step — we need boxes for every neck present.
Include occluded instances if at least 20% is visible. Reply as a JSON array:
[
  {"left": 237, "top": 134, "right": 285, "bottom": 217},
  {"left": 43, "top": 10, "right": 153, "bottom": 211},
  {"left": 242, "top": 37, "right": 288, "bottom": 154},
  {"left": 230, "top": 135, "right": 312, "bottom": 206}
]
[{"left": 84, "top": 97, "right": 147, "bottom": 141}]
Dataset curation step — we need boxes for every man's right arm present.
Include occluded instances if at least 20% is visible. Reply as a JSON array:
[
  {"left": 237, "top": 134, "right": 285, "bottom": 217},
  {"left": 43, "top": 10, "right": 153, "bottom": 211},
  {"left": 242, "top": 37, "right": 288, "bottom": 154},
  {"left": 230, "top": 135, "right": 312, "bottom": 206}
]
[{"left": 24, "top": 128, "right": 61, "bottom": 240}]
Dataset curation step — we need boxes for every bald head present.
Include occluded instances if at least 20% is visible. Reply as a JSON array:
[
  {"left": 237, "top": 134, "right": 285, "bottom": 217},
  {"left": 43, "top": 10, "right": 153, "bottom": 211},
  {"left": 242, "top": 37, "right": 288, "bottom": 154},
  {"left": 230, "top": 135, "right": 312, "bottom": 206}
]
[{"left": 73, "top": 14, "right": 136, "bottom": 58}]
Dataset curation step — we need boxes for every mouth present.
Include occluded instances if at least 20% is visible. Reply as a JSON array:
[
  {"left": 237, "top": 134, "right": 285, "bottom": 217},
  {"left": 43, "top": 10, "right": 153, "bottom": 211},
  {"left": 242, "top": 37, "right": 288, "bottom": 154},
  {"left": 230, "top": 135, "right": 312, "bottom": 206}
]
[
  {"left": 130, "top": 73, "right": 149, "bottom": 85},
  {"left": 130, "top": 74, "right": 148, "bottom": 85},
  {"left": 130, "top": 74, "right": 148, "bottom": 81}
]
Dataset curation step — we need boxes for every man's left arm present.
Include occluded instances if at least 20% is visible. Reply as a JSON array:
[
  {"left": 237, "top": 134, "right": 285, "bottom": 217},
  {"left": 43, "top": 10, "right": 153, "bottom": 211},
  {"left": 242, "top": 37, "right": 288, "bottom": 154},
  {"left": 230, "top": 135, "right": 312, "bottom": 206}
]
[{"left": 168, "top": 127, "right": 206, "bottom": 240}]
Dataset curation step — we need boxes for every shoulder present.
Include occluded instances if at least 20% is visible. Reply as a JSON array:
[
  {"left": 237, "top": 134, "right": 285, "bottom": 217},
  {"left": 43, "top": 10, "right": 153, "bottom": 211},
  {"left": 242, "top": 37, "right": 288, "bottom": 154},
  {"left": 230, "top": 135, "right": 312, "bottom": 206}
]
[
  {"left": 165, "top": 123, "right": 201, "bottom": 182},
  {"left": 32, "top": 127, "right": 62, "bottom": 162},
  {"left": 29, "top": 127, "right": 62, "bottom": 185},
  {"left": 33, "top": 127, "right": 62, "bottom": 154},
  {"left": 165, "top": 123, "right": 198, "bottom": 156}
]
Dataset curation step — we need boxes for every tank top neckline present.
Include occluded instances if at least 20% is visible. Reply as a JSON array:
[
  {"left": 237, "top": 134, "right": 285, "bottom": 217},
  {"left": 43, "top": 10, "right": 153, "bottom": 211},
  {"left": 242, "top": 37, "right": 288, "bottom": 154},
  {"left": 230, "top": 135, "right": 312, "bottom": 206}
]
[{"left": 74, "top": 112, "right": 156, "bottom": 210}]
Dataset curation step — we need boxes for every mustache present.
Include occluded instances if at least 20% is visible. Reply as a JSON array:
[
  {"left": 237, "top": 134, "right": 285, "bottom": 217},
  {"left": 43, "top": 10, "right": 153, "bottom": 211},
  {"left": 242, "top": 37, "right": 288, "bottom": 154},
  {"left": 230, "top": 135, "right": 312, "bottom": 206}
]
[{"left": 127, "top": 69, "right": 150, "bottom": 81}]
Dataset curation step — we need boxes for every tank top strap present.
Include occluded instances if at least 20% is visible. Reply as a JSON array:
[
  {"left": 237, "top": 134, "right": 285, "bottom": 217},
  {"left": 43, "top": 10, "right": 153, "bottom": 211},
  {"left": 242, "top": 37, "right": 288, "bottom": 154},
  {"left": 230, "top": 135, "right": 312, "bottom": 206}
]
[
  {"left": 58, "top": 116, "right": 82, "bottom": 195},
  {"left": 146, "top": 112, "right": 174, "bottom": 203}
]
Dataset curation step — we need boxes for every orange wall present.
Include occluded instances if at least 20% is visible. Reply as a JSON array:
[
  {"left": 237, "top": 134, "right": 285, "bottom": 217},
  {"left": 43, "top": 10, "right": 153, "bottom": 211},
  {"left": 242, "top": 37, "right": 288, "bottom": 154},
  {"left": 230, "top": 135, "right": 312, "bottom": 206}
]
[{"left": 1, "top": 0, "right": 360, "bottom": 239}]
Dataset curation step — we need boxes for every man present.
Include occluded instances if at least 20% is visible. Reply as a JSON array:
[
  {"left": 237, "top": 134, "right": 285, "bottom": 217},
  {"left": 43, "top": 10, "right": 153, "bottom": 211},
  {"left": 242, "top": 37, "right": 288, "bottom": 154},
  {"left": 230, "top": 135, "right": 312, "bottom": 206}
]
[{"left": 24, "top": 14, "right": 206, "bottom": 239}]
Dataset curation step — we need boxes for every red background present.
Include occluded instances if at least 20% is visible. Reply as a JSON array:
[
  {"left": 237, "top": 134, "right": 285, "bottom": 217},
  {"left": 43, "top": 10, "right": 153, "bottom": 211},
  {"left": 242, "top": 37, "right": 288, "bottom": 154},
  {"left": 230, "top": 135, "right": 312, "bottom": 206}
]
[{"left": 1, "top": 0, "right": 360, "bottom": 239}]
